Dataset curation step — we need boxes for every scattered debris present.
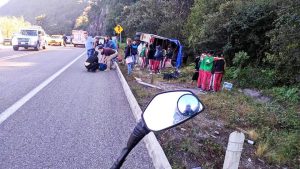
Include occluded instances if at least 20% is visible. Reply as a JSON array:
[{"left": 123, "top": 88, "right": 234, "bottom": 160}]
[
  {"left": 214, "top": 131, "right": 220, "bottom": 135},
  {"left": 210, "top": 134, "right": 217, "bottom": 139},
  {"left": 223, "top": 82, "right": 233, "bottom": 91},
  {"left": 134, "top": 77, "right": 162, "bottom": 89},
  {"left": 192, "top": 167, "right": 202, "bottom": 169},
  {"left": 180, "top": 128, "right": 187, "bottom": 131},
  {"left": 258, "top": 158, "right": 265, "bottom": 164},
  {"left": 245, "top": 139, "right": 255, "bottom": 145}
]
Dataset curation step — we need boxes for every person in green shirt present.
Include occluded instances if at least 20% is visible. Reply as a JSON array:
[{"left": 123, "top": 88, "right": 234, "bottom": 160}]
[
  {"left": 201, "top": 52, "right": 225, "bottom": 91},
  {"left": 197, "top": 52, "right": 206, "bottom": 88}
]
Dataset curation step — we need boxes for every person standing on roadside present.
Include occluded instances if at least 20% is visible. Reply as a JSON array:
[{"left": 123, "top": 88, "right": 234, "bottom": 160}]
[
  {"left": 104, "top": 36, "right": 117, "bottom": 50},
  {"left": 153, "top": 45, "right": 163, "bottom": 74},
  {"left": 62, "top": 34, "right": 67, "bottom": 47},
  {"left": 201, "top": 52, "right": 214, "bottom": 91},
  {"left": 140, "top": 43, "right": 147, "bottom": 69},
  {"left": 131, "top": 40, "right": 138, "bottom": 65},
  {"left": 212, "top": 54, "right": 226, "bottom": 92},
  {"left": 84, "top": 32, "right": 95, "bottom": 58},
  {"left": 124, "top": 38, "right": 134, "bottom": 75},
  {"left": 192, "top": 54, "right": 201, "bottom": 86},
  {"left": 197, "top": 52, "right": 206, "bottom": 88},
  {"left": 148, "top": 38, "right": 156, "bottom": 74}
]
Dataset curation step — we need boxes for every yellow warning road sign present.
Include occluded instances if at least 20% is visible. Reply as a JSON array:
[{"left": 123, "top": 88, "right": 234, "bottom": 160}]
[{"left": 114, "top": 25, "right": 123, "bottom": 34}]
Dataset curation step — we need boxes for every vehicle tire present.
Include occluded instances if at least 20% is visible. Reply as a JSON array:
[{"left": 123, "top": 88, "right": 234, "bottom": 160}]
[
  {"left": 34, "top": 43, "right": 40, "bottom": 51},
  {"left": 24, "top": 47, "right": 28, "bottom": 50},
  {"left": 74, "top": 44, "right": 77, "bottom": 47},
  {"left": 59, "top": 43, "right": 62, "bottom": 46},
  {"left": 13, "top": 46, "right": 19, "bottom": 51}
]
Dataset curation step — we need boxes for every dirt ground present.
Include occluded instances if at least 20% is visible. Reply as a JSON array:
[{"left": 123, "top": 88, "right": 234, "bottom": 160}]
[{"left": 118, "top": 63, "right": 284, "bottom": 169}]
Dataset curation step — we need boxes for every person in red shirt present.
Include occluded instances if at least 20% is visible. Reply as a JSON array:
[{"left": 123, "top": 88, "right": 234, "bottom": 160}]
[{"left": 98, "top": 45, "right": 118, "bottom": 71}]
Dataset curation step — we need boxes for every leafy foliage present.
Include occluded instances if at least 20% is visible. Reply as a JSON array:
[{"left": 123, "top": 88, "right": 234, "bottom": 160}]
[
  {"left": 0, "top": 16, "right": 31, "bottom": 38},
  {"left": 233, "top": 51, "right": 250, "bottom": 67},
  {"left": 185, "top": 0, "right": 299, "bottom": 84},
  {"left": 268, "top": 86, "right": 300, "bottom": 106},
  {"left": 266, "top": 0, "right": 300, "bottom": 85},
  {"left": 224, "top": 67, "right": 276, "bottom": 88}
]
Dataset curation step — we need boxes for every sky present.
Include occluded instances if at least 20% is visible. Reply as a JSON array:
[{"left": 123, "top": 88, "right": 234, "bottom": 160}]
[{"left": 0, "top": 0, "right": 10, "bottom": 8}]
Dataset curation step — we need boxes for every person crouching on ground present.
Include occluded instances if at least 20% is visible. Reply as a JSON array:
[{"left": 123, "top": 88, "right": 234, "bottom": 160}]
[
  {"left": 98, "top": 45, "right": 118, "bottom": 71},
  {"left": 84, "top": 51, "right": 99, "bottom": 72},
  {"left": 84, "top": 32, "right": 95, "bottom": 58}
]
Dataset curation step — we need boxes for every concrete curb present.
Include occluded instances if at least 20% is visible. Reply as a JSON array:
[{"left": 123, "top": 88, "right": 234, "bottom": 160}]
[{"left": 115, "top": 63, "right": 172, "bottom": 169}]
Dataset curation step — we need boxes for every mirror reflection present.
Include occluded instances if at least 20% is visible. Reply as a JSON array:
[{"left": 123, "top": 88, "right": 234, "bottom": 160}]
[
  {"left": 174, "top": 94, "right": 202, "bottom": 124},
  {"left": 142, "top": 91, "right": 204, "bottom": 132},
  {"left": 177, "top": 94, "right": 201, "bottom": 116}
]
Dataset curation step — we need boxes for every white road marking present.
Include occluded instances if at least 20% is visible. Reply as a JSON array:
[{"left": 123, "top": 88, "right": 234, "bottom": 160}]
[
  {"left": 0, "top": 46, "right": 68, "bottom": 61},
  {"left": 0, "top": 52, "right": 85, "bottom": 125},
  {"left": 0, "top": 51, "right": 43, "bottom": 61}
]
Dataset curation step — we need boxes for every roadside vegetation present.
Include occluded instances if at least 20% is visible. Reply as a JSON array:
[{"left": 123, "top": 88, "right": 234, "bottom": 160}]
[
  {"left": 0, "top": 0, "right": 87, "bottom": 35},
  {"left": 0, "top": 16, "right": 31, "bottom": 38},
  {"left": 117, "top": 39, "right": 299, "bottom": 168},
  {"left": 119, "top": 62, "right": 299, "bottom": 168}
]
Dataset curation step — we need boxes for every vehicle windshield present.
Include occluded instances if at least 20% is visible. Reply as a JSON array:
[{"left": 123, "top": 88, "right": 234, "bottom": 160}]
[{"left": 20, "top": 30, "right": 38, "bottom": 36}]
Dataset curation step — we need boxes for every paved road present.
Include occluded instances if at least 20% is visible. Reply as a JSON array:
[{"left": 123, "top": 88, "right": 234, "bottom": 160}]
[{"left": 0, "top": 45, "right": 154, "bottom": 169}]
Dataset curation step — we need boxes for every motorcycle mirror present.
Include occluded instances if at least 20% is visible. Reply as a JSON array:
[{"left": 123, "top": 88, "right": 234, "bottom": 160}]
[{"left": 142, "top": 90, "right": 204, "bottom": 132}]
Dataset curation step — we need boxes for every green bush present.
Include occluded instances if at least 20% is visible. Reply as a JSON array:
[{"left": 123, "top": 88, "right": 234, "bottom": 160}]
[
  {"left": 233, "top": 51, "right": 250, "bottom": 67},
  {"left": 224, "top": 67, "right": 276, "bottom": 89},
  {"left": 264, "top": 131, "right": 300, "bottom": 166},
  {"left": 270, "top": 87, "right": 299, "bottom": 105}
]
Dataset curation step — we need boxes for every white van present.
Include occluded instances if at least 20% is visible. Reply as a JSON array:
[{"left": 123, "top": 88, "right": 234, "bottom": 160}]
[{"left": 12, "top": 26, "right": 47, "bottom": 51}]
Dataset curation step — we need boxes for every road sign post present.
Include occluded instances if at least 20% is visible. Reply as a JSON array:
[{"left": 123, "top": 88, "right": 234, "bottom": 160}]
[{"left": 114, "top": 25, "right": 123, "bottom": 45}]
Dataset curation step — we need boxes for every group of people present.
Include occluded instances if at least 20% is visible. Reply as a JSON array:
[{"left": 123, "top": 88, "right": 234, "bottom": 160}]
[
  {"left": 124, "top": 37, "right": 178, "bottom": 75},
  {"left": 84, "top": 32, "right": 118, "bottom": 72},
  {"left": 192, "top": 51, "right": 226, "bottom": 92},
  {"left": 82, "top": 32, "right": 225, "bottom": 93}
]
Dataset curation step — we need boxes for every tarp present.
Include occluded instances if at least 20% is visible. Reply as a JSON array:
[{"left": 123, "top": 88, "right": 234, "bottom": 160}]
[{"left": 169, "top": 39, "right": 183, "bottom": 69}]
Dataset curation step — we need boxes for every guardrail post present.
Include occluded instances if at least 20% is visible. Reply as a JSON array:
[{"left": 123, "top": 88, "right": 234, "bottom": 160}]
[{"left": 223, "top": 131, "right": 245, "bottom": 169}]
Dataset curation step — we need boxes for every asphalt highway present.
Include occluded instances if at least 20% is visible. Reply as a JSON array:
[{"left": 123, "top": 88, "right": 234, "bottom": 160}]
[{"left": 0, "top": 45, "right": 154, "bottom": 169}]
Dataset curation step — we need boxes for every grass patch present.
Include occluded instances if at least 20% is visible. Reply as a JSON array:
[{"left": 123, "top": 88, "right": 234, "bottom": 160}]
[
  {"left": 199, "top": 90, "right": 300, "bottom": 167},
  {"left": 117, "top": 54, "right": 299, "bottom": 168}
]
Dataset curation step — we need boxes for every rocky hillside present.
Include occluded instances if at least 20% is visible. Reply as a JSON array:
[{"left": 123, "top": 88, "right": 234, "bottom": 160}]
[{"left": 0, "top": 0, "right": 88, "bottom": 34}]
